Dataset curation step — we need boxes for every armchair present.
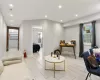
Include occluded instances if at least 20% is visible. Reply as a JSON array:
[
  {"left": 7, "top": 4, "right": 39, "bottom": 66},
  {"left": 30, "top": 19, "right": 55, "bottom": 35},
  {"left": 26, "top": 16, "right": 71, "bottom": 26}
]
[{"left": 83, "top": 51, "right": 100, "bottom": 80}]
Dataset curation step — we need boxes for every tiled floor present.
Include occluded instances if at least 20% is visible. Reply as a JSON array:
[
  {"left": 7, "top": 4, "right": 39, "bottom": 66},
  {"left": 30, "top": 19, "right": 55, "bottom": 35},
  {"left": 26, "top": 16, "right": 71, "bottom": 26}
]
[
  {"left": 5, "top": 49, "right": 100, "bottom": 80},
  {"left": 24, "top": 52, "right": 100, "bottom": 80}
]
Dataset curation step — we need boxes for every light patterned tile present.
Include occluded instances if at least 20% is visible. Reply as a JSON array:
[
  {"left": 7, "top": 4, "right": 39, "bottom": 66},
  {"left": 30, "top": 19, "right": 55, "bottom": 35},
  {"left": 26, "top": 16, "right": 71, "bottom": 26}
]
[{"left": 7, "top": 50, "right": 99, "bottom": 80}]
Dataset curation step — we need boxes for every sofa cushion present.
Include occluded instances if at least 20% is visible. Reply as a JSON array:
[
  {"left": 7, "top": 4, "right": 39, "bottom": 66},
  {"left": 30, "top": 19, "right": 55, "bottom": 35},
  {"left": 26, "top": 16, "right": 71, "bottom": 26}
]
[
  {"left": 3, "top": 60, "right": 22, "bottom": 66},
  {"left": 2, "top": 56, "right": 22, "bottom": 62},
  {"left": 0, "top": 60, "right": 4, "bottom": 75}
]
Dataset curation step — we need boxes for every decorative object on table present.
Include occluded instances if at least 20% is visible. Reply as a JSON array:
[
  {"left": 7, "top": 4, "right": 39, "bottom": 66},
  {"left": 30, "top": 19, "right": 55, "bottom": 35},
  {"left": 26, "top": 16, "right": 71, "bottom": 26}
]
[
  {"left": 60, "top": 40, "right": 65, "bottom": 46},
  {"left": 71, "top": 40, "right": 76, "bottom": 45},
  {"left": 23, "top": 50, "right": 27, "bottom": 58},
  {"left": 54, "top": 49, "right": 61, "bottom": 55},
  {"left": 58, "top": 55, "right": 60, "bottom": 60},
  {"left": 60, "top": 40, "right": 65, "bottom": 44},
  {"left": 60, "top": 40, "right": 76, "bottom": 59},
  {"left": 53, "top": 54, "right": 56, "bottom": 58},
  {"left": 68, "top": 42, "right": 71, "bottom": 44},
  {"left": 57, "top": 54, "right": 58, "bottom": 57},
  {"left": 51, "top": 52, "right": 53, "bottom": 57}
]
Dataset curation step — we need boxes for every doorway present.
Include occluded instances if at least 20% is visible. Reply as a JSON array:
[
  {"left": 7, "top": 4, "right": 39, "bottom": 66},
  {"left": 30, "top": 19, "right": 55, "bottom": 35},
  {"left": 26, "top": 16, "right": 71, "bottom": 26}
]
[
  {"left": 32, "top": 26, "right": 43, "bottom": 54},
  {"left": 6, "top": 27, "right": 19, "bottom": 51}
]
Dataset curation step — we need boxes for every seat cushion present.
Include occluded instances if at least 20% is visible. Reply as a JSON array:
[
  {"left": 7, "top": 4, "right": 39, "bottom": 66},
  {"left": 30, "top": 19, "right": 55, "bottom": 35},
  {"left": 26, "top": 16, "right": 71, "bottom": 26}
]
[
  {"left": 2, "top": 56, "right": 22, "bottom": 62},
  {"left": 90, "top": 67, "right": 100, "bottom": 76},
  {"left": 0, "top": 60, "right": 4, "bottom": 75},
  {"left": 3, "top": 60, "right": 22, "bottom": 66}
]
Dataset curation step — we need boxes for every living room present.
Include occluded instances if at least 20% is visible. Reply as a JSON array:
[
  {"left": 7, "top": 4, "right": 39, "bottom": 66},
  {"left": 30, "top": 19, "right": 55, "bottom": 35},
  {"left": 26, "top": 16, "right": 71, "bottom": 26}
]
[{"left": 0, "top": 0, "right": 100, "bottom": 80}]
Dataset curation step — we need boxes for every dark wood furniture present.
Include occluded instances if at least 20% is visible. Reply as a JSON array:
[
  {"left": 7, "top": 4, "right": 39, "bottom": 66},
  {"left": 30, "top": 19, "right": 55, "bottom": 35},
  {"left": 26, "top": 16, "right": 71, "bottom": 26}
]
[{"left": 59, "top": 40, "right": 76, "bottom": 59}]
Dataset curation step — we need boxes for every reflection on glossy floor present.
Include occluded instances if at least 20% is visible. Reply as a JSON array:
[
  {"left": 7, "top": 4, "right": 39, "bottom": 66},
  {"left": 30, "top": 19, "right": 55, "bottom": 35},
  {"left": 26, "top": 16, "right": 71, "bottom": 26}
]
[{"left": 25, "top": 52, "right": 100, "bottom": 80}]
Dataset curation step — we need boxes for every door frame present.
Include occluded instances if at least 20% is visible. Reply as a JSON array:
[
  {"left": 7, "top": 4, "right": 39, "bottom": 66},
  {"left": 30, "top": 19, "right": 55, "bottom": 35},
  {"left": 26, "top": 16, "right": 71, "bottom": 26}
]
[{"left": 6, "top": 26, "right": 20, "bottom": 51}]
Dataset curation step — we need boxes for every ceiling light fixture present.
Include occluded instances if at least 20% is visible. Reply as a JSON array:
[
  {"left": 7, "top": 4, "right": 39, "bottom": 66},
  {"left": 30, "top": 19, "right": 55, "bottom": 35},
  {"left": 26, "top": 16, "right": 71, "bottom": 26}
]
[
  {"left": 45, "top": 15, "right": 47, "bottom": 18},
  {"left": 75, "top": 14, "right": 78, "bottom": 17},
  {"left": 9, "top": 4, "right": 14, "bottom": 8},
  {"left": 58, "top": 5, "right": 62, "bottom": 9},
  {"left": 60, "top": 20, "right": 63, "bottom": 22},
  {"left": 10, "top": 14, "right": 13, "bottom": 17}
]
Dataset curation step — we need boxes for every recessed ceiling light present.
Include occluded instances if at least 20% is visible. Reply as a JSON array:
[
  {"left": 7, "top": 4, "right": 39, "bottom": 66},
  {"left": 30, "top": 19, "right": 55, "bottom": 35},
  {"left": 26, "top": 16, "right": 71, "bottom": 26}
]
[
  {"left": 10, "top": 14, "right": 13, "bottom": 17},
  {"left": 58, "top": 5, "right": 62, "bottom": 9},
  {"left": 60, "top": 20, "right": 63, "bottom": 22},
  {"left": 75, "top": 14, "right": 78, "bottom": 17},
  {"left": 45, "top": 15, "right": 47, "bottom": 18},
  {"left": 9, "top": 4, "right": 14, "bottom": 8}
]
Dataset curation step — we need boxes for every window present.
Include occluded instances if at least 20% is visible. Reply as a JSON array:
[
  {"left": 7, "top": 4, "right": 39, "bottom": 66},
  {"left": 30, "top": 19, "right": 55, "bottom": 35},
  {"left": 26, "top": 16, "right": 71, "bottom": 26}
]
[{"left": 83, "top": 23, "right": 92, "bottom": 44}]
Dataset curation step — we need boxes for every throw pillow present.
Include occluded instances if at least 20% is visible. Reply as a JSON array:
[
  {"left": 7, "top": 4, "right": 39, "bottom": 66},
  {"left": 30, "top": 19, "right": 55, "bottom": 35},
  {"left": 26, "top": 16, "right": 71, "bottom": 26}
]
[
  {"left": 87, "top": 55, "right": 99, "bottom": 69},
  {"left": 95, "top": 53, "right": 100, "bottom": 58}
]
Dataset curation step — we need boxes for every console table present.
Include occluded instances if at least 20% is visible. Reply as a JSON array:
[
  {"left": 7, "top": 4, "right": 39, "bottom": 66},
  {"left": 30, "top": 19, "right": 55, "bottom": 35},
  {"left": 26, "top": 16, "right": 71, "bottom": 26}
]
[{"left": 60, "top": 44, "right": 76, "bottom": 59}]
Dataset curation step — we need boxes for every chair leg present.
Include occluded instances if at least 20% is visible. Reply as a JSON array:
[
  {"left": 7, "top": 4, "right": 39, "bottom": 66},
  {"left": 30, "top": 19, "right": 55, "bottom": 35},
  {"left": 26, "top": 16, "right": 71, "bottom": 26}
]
[
  {"left": 89, "top": 73, "right": 91, "bottom": 77},
  {"left": 86, "top": 73, "right": 90, "bottom": 80}
]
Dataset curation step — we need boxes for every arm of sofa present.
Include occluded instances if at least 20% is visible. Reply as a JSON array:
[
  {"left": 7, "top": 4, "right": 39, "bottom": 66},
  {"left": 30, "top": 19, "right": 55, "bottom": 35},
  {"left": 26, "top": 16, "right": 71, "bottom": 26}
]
[{"left": 0, "top": 60, "right": 4, "bottom": 75}]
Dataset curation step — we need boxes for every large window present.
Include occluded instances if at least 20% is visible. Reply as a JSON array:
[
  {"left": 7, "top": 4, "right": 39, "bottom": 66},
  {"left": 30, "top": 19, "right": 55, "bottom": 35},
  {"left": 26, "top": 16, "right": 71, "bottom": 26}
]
[{"left": 83, "top": 23, "right": 92, "bottom": 44}]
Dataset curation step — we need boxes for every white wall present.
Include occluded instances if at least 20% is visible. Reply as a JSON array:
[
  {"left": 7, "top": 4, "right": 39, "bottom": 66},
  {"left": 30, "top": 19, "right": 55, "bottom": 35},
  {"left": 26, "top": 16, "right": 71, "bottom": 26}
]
[
  {"left": 96, "top": 20, "right": 100, "bottom": 48},
  {"left": 64, "top": 25, "right": 79, "bottom": 56},
  {"left": 43, "top": 20, "right": 64, "bottom": 55},
  {"left": 19, "top": 24, "right": 24, "bottom": 53},
  {"left": 32, "top": 28, "right": 42, "bottom": 44},
  {"left": 20, "top": 20, "right": 64, "bottom": 56},
  {"left": 22, "top": 22, "right": 33, "bottom": 54},
  {"left": 0, "top": 11, "right": 7, "bottom": 58},
  {"left": 20, "top": 20, "right": 44, "bottom": 55}
]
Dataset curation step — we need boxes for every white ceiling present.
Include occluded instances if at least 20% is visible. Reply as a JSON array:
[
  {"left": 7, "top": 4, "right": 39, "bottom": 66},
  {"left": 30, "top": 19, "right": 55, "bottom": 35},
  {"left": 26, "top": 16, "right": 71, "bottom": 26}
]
[{"left": 0, "top": 0, "right": 100, "bottom": 27}]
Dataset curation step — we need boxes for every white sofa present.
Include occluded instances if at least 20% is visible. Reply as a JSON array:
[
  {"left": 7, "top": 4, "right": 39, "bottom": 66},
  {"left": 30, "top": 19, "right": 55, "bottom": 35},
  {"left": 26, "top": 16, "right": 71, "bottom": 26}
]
[
  {"left": 0, "top": 62, "right": 33, "bottom": 80},
  {"left": 0, "top": 61, "right": 4, "bottom": 75}
]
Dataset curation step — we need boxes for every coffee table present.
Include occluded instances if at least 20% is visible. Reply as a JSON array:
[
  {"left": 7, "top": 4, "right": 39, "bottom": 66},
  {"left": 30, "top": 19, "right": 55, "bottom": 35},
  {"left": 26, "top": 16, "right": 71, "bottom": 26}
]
[{"left": 45, "top": 55, "right": 65, "bottom": 78}]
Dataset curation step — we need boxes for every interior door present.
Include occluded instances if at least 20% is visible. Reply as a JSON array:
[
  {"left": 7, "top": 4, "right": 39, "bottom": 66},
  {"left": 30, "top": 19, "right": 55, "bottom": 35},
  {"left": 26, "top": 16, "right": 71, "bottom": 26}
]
[{"left": 6, "top": 27, "right": 19, "bottom": 51}]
